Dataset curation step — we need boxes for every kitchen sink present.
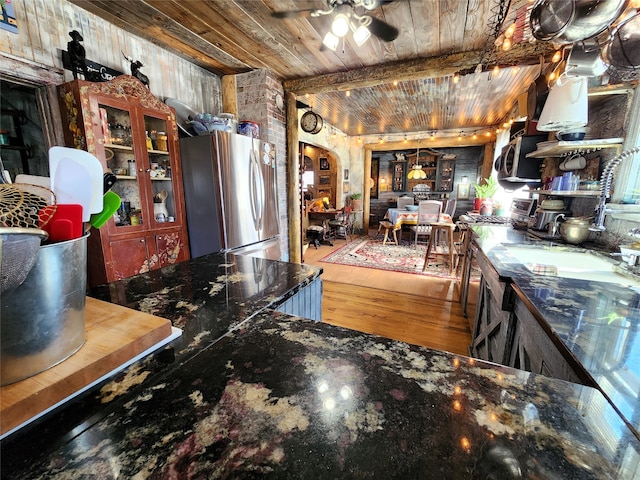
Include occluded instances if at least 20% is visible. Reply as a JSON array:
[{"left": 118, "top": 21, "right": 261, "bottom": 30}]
[{"left": 502, "top": 245, "right": 640, "bottom": 287}]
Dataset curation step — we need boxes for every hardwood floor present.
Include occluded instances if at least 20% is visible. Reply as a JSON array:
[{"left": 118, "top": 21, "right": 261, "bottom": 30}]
[{"left": 302, "top": 232, "right": 478, "bottom": 356}]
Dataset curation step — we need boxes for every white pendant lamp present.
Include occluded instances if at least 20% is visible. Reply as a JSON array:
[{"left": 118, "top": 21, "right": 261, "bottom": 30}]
[{"left": 537, "top": 75, "right": 588, "bottom": 132}]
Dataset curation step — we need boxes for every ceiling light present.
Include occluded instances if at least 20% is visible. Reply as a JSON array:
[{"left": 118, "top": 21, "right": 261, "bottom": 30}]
[
  {"left": 504, "top": 23, "right": 516, "bottom": 39},
  {"left": 345, "top": 90, "right": 351, "bottom": 97},
  {"left": 331, "top": 13, "right": 350, "bottom": 37},
  {"left": 407, "top": 164, "right": 427, "bottom": 180},
  {"left": 353, "top": 23, "right": 371, "bottom": 46},
  {"left": 322, "top": 31, "right": 340, "bottom": 51}
]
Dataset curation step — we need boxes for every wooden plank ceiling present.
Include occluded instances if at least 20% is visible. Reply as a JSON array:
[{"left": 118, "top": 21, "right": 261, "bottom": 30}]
[{"left": 70, "top": 0, "right": 556, "bottom": 136}]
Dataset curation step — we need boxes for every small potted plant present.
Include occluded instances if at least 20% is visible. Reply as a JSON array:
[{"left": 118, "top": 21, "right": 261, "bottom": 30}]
[
  {"left": 350, "top": 193, "right": 363, "bottom": 211},
  {"left": 493, "top": 200, "right": 507, "bottom": 217},
  {"left": 473, "top": 177, "right": 499, "bottom": 215}
]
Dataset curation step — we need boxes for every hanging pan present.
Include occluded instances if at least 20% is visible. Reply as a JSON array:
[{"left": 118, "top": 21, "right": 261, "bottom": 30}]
[
  {"left": 556, "top": 0, "right": 629, "bottom": 44},
  {"left": 530, "top": 0, "right": 575, "bottom": 41},
  {"left": 602, "top": 11, "right": 640, "bottom": 72}
]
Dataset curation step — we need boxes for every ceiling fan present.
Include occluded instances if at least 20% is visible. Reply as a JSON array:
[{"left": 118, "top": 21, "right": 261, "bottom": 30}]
[{"left": 272, "top": 0, "right": 400, "bottom": 48}]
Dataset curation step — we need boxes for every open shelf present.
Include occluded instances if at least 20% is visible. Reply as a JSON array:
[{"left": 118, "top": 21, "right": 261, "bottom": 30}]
[
  {"left": 526, "top": 138, "right": 623, "bottom": 158},
  {"left": 531, "top": 190, "right": 600, "bottom": 197}
]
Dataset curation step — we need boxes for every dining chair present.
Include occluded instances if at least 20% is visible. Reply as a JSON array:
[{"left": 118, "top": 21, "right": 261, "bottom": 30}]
[
  {"left": 396, "top": 196, "right": 414, "bottom": 209},
  {"left": 409, "top": 200, "right": 442, "bottom": 248},
  {"left": 444, "top": 199, "right": 457, "bottom": 218},
  {"left": 328, "top": 206, "right": 353, "bottom": 242}
]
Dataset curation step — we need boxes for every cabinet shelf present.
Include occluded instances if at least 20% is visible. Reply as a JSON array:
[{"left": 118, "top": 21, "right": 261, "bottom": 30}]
[
  {"left": 531, "top": 190, "right": 600, "bottom": 197},
  {"left": 526, "top": 138, "right": 623, "bottom": 158},
  {"left": 104, "top": 143, "right": 133, "bottom": 151},
  {"left": 148, "top": 149, "right": 169, "bottom": 155}
]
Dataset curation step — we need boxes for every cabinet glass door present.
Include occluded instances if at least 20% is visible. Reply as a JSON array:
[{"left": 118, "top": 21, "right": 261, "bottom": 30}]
[
  {"left": 392, "top": 162, "right": 406, "bottom": 191},
  {"left": 438, "top": 160, "right": 455, "bottom": 192},
  {"left": 100, "top": 104, "right": 144, "bottom": 228},
  {"left": 144, "top": 115, "right": 176, "bottom": 225}
]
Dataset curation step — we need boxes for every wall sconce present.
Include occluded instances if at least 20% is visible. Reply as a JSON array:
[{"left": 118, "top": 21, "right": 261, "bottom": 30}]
[{"left": 461, "top": 176, "right": 469, "bottom": 183}]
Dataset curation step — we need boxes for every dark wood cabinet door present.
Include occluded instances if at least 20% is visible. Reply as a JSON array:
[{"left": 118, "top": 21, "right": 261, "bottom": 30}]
[
  {"left": 470, "top": 276, "right": 515, "bottom": 364},
  {"left": 155, "top": 230, "right": 189, "bottom": 268},
  {"left": 109, "top": 236, "right": 156, "bottom": 280}
]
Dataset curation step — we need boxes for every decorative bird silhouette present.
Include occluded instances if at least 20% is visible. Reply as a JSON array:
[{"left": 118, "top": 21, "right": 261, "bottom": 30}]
[{"left": 122, "top": 51, "right": 149, "bottom": 88}]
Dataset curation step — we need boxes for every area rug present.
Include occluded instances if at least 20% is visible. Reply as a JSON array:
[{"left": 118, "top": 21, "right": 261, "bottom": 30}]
[{"left": 319, "top": 237, "right": 459, "bottom": 279}]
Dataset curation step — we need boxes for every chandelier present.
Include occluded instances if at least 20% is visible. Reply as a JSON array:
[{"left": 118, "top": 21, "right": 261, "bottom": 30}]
[
  {"left": 407, "top": 164, "right": 427, "bottom": 180},
  {"left": 407, "top": 143, "right": 426, "bottom": 179}
]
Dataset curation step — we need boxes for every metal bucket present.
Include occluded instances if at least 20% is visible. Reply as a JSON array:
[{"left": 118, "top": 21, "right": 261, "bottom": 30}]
[{"left": 0, "top": 235, "right": 87, "bottom": 386}]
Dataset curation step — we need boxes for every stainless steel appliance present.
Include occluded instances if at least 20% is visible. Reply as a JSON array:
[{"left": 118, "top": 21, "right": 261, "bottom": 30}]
[
  {"left": 495, "top": 135, "right": 547, "bottom": 185},
  {"left": 179, "top": 131, "right": 281, "bottom": 259},
  {"left": 531, "top": 208, "right": 572, "bottom": 231}
]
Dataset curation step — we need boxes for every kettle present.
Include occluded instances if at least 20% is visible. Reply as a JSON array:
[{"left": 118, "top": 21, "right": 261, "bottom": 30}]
[{"left": 557, "top": 216, "right": 591, "bottom": 244}]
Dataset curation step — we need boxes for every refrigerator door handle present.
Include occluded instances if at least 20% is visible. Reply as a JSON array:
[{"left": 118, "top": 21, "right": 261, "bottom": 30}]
[{"left": 249, "top": 142, "right": 265, "bottom": 231}]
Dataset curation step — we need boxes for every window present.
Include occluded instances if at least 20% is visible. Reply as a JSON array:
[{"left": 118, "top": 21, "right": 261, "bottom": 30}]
[
  {"left": 615, "top": 86, "right": 640, "bottom": 203},
  {"left": 302, "top": 170, "right": 314, "bottom": 192}
]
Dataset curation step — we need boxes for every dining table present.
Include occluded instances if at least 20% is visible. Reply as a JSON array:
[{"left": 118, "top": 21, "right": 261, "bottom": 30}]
[
  {"left": 308, "top": 209, "right": 343, "bottom": 245},
  {"left": 384, "top": 207, "right": 452, "bottom": 230},
  {"left": 384, "top": 207, "right": 456, "bottom": 274}
]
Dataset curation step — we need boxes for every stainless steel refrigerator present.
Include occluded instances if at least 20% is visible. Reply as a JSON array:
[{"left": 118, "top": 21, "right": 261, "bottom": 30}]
[{"left": 179, "top": 131, "right": 281, "bottom": 260}]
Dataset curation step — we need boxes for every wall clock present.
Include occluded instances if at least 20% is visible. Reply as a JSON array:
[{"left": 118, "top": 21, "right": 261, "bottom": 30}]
[{"left": 300, "top": 111, "right": 323, "bottom": 134}]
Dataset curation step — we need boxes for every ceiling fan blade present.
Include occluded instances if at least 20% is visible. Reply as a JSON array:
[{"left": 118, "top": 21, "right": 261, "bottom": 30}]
[
  {"left": 368, "top": 16, "right": 399, "bottom": 42},
  {"left": 272, "top": 9, "right": 315, "bottom": 19}
]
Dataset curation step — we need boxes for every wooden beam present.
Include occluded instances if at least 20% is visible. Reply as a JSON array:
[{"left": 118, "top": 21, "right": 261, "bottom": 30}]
[
  {"left": 221, "top": 75, "right": 238, "bottom": 116},
  {"left": 363, "top": 136, "right": 492, "bottom": 151},
  {"left": 286, "top": 91, "right": 302, "bottom": 264},
  {"left": 284, "top": 43, "right": 554, "bottom": 95},
  {"left": 363, "top": 148, "right": 372, "bottom": 233},
  {"left": 69, "top": 0, "right": 251, "bottom": 75}
]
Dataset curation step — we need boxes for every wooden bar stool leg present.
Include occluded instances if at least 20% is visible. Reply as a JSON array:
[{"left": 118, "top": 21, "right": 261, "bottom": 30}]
[
  {"left": 423, "top": 231, "right": 436, "bottom": 272},
  {"left": 392, "top": 228, "right": 398, "bottom": 245},
  {"left": 383, "top": 227, "right": 390, "bottom": 245},
  {"left": 447, "top": 225, "right": 455, "bottom": 275}
]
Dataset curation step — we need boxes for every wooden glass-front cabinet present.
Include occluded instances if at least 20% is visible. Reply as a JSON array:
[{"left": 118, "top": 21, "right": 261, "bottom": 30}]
[
  {"left": 58, "top": 75, "right": 190, "bottom": 287},
  {"left": 391, "top": 161, "right": 406, "bottom": 191},
  {"left": 437, "top": 159, "right": 455, "bottom": 192}
]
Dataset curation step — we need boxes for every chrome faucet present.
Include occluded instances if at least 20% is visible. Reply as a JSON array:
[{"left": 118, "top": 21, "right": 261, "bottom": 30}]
[{"left": 590, "top": 146, "right": 640, "bottom": 231}]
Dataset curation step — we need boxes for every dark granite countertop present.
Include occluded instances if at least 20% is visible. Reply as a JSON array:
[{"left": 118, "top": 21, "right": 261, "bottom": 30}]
[
  {"left": 471, "top": 225, "right": 640, "bottom": 441},
  {"left": 2, "top": 249, "right": 640, "bottom": 478}
]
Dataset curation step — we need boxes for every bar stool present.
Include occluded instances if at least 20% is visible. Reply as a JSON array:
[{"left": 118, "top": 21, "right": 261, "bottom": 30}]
[
  {"left": 422, "top": 221, "right": 456, "bottom": 275},
  {"left": 377, "top": 220, "right": 398, "bottom": 245}
]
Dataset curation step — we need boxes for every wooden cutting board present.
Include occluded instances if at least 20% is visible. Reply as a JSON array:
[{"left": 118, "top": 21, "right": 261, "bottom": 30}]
[{"left": 0, "top": 297, "right": 174, "bottom": 436}]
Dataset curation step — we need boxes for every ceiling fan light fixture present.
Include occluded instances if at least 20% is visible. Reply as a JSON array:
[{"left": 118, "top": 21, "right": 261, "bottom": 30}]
[
  {"left": 322, "top": 31, "right": 340, "bottom": 51},
  {"left": 331, "top": 13, "right": 350, "bottom": 37},
  {"left": 353, "top": 23, "right": 371, "bottom": 46}
]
